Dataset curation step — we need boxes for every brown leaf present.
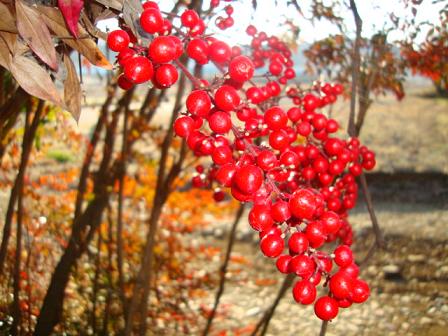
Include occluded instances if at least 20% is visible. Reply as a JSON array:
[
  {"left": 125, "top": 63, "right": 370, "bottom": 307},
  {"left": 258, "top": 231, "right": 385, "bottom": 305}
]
[
  {"left": 63, "top": 53, "right": 81, "bottom": 121},
  {"left": 37, "top": 6, "right": 112, "bottom": 70},
  {"left": 10, "top": 55, "right": 63, "bottom": 106},
  {"left": 0, "top": 32, "right": 17, "bottom": 69},
  {"left": 0, "top": 2, "right": 17, "bottom": 33},
  {"left": 122, "top": 0, "right": 143, "bottom": 39},
  {"left": 93, "top": 0, "right": 123, "bottom": 11},
  {"left": 16, "top": 0, "right": 58, "bottom": 70}
]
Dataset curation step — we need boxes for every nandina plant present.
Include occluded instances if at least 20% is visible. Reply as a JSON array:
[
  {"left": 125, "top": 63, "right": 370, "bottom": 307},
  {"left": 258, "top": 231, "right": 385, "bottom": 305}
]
[{"left": 107, "top": 0, "right": 375, "bottom": 322}]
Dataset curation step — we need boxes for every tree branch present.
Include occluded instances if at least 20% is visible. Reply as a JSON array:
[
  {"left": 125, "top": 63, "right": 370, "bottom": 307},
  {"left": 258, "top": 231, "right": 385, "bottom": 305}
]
[{"left": 202, "top": 204, "right": 245, "bottom": 336}]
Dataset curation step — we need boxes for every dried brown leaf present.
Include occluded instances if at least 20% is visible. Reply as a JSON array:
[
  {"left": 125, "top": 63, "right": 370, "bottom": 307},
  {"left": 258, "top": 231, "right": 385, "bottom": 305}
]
[
  {"left": 123, "top": 0, "right": 143, "bottom": 39},
  {"left": 16, "top": 0, "right": 58, "bottom": 70},
  {"left": 37, "top": 5, "right": 112, "bottom": 70},
  {"left": 63, "top": 53, "right": 81, "bottom": 121},
  {"left": 93, "top": 0, "right": 123, "bottom": 11},
  {"left": 0, "top": 32, "right": 17, "bottom": 69},
  {"left": 10, "top": 55, "right": 63, "bottom": 106},
  {"left": 0, "top": 2, "right": 17, "bottom": 33}
]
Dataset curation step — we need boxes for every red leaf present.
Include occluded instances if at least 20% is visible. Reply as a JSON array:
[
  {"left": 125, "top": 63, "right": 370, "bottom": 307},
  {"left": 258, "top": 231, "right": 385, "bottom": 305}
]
[{"left": 58, "top": 0, "right": 84, "bottom": 38}]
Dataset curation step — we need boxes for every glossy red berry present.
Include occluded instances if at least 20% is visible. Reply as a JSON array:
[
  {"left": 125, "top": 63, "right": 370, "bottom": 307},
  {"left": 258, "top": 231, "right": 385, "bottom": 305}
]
[
  {"left": 264, "top": 106, "right": 287, "bottom": 130},
  {"left": 209, "top": 40, "right": 232, "bottom": 64},
  {"left": 187, "top": 38, "right": 209, "bottom": 64},
  {"left": 212, "top": 145, "right": 233, "bottom": 165},
  {"left": 288, "top": 255, "right": 315, "bottom": 279},
  {"left": 293, "top": 280, "right": 317, "bottom": 305},
  {"left": 208, "top": 111, "right": 232, "bottom": 134},
  {"left": 305, "top": 221, "right": 327, "bottom": 248},
  {"left": 214, "top": 85, "right": 241, "bottom": 111},
  {"left": 351, "top": 279, "right": 370, "bottom": 303},
  {"left": 107, "top": 30, "right": 130, "bottom": 52},
  {"left": 271, "top": 200, "right": 291, "bottom": 223},
  {"left": 334, "top": 245, "right": 353, "bottom": 267},
  {"left": 260, "top": 233, "right": 284, "bottom": 258},
  {"left": 124, "top": 56, "right": 153, "bottom": 84},
  {"left": 289, "top": 189, "right": 317, "bottom": 220},
  {"left": 329, "top": 272, "right": 353, "bottom": 299},
  {"left": 117, "top": 74, "right": 134, "bottom": 90},
  {"left": 320, "top": 211, "right": 341, "bottom": 234},
  {"left": 154, "top": 64, "right": 178, "bottom": 88},
  {"left": 181, "top": 9, "right": 200, "bottom": 28},
  {"left": 215, "top": 163, "right": 237, "bottom": 187},
  {"left": 186, "top": 90, "right": 211, "bottom": 117},
  {"left": 249, "top": 204, "right": 274, "bottom": 231},
  {"left": 233, "top": 164, "right": 263, "bottom": 194},
  {"left": 140, "top": 8, "right": 163, "bottom": 34},
  {"left": 276, "top": 254, "right": 292, "bottom": 273},
  {"left": 314, "top": 296, "right": 339, "bottom": 321},
  {"left": 174, "top": 116, "right": 195, "bottom": 138},
  {"left": 229, "top": 55, "right": 254, "bottom": 82},
  {"left": 149, "top": 36, "right": 178, "bottom": 63},
  {"left": 288, "top": 232, "right": 309, "bottom": 254}
]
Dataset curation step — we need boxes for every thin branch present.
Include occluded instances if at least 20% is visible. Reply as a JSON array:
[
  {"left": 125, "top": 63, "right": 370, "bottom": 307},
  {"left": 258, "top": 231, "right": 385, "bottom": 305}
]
[
  {"left": 319, "top": 321, "right": 328, "bottom": 336},
  {"left": 202, "top": 204, "right": 245, "bottom": 336},
  {"left": 347, "top": 0, "right": 363, "bottom": 137},
  {"left": 250, "top": 274, "right": 295, "bottom": 336}
]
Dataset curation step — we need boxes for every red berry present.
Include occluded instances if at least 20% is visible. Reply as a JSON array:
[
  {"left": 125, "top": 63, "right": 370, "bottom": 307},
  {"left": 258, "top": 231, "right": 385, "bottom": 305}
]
[
  {"left": 208, "top": 111, "right": 232, "bottom": 134},
  {"left": 264, "top": 106, "right": 287, "bottom": 130},
  {"left": 233, "top": 164, "right": 263, "bottom": 194},
  {"left": 187, "top": 38, "right": 209, "bottom": 64},
  {"left": 329, "top": 272, "right": 354, "bottom": 299},
  {"left": 214, "top": 85, "right": 241, "bottom": 111},
  {"left": 142, "top": 1, "right": 159, "bottom": 10},
  {"left": 174, "top": 116, "right": 195, "bottom": 138},
  {"left": 314, "top": 296, "right": 339, "bottom": 321},
  {"left": 181, "top": 9, "right": 200, "bottom": 28},
  {"left": 334, "top": 245, "right": 353, "bottom": 267},
  {"left": 215, "top": 163, "right": 237, "bottom": 187},
  {"left": 117, "top": 48, "right": 136, "bottom": 66},
  {"left": 117, "top": 74, "right": 134, "bottom": 90},
  {"left": 249, "top": 204, "right": 274, "bottom": 231},
  {"left": 288, "top": 232, "right": 309, "bottom": 254},
  {"left": 149, "top": 36, "right": 178, "bottom": 63},
  {"left": 288, "top": 255, "right": 315, "bottom": 279},
  {"left": 320, "top": 211, "right": 341, "bottom": 234},
  {"left": 269, "top": 129, "right": 289, "bottom": 150},
  {"left": 289, "top": 189, "right": 317, "bottom": 220},
  {"left": 124, "top": 56, "right": 153, "bottom": 84},
  {"left": 276, "top": 254, "right": 291, "bottom": 273},
  {"left": 293, "top": 280, "right": 317, "bottom": 305},
  {"left": 212, "top": 145, "right": 233, "bottom": 165},
  {"left": 260, "top": 234, "right": 284, "bottom": 258},
  {"left": 271, "top": 200, "right": 291, "bottom": 223},
  {"left": 209, "top": 40, "right": 232, "bottom": 64},
  {"left": 229, "top": 55, "right": 254, "bottom": 82},
  {"left": 351, "top": 279, "right": 370, "bottom": 303},
  {"left": 339, "top": 263, "right": 359, "bottom": 279},
  {"left": 186, "top": 90, "right": 211, "bottom": 117},
  {"left": 107, "top": 30, "right": 130, "bottom": 52},
  {"left": 305, "top": 221, "right": 327, "bottom": 248},
  {"left": 154, "top": 64, "right": 178, "bottom": 88},
  {"left": 140, "top": 8, "right": 163, "bottom": 34}
]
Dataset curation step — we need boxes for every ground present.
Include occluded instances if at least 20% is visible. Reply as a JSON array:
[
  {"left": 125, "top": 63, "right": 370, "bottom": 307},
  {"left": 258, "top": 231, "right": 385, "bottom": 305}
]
[{"left": 1, "top": 79, "right": 447, "bottom": 335}]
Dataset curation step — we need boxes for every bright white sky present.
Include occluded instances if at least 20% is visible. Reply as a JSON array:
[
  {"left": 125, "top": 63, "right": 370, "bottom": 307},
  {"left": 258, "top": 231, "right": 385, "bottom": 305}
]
[{"left": 99, "top": 0, "right": 444, "bottom": 44}]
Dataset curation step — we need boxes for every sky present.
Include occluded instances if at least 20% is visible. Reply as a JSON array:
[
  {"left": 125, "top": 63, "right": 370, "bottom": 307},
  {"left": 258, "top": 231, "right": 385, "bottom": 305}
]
[{"left": 98, "top": 0, "right": 445, "bottom": 47}]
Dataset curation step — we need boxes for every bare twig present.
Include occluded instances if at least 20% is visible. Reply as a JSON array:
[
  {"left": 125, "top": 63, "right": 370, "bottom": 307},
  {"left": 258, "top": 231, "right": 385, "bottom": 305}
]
[
  {"left": 202, "top": 204, "right": 245, "bottom": 336},
  {"left": 250, "top": 274, "right": 295, "bottom": 336},
  {"left": 347, "top": 0, "right": 362, "bottom": 137}
]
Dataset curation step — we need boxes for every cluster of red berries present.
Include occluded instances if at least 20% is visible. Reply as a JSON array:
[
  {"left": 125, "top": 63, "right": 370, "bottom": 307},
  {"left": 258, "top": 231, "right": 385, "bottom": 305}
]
[{"left": 106, "top": 1, "right": 374, "bottom": 322}]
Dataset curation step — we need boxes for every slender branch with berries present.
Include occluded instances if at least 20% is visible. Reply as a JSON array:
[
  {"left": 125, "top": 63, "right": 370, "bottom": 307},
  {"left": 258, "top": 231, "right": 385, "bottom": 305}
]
[{"left": 106, "top": 0, "right": 375, "bottom": 325}]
